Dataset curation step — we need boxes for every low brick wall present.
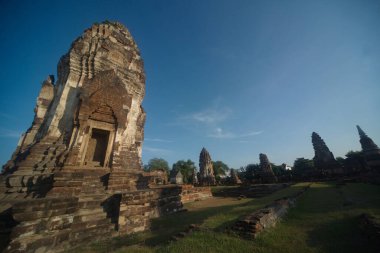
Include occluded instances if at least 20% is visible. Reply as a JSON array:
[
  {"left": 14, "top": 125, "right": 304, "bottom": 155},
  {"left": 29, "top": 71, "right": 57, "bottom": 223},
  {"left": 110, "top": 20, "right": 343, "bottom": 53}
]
[
  {"left": 179, "top": 185, "right": 212, "bottom": 204},
  {"left": 214, "top": 183, "right": 290, "bottom": 198},
  {"left": 229, "top": 185, "right": 309, "bottom": 239},
  {"left": 118, "top": 187, "right": 183, "bottom": 234},
  {"left": 2, "top": 186, "right": 185, "bottom": 253},
  {"left": 1, "top": 184, "right": 210, "bottom": 252}
]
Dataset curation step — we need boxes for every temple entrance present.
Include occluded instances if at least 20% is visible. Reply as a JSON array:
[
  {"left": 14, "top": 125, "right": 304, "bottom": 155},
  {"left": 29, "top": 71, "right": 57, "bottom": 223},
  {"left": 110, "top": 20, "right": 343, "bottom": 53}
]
[{"left": 85, "top": 128, "right": 110, "bottom": 167}]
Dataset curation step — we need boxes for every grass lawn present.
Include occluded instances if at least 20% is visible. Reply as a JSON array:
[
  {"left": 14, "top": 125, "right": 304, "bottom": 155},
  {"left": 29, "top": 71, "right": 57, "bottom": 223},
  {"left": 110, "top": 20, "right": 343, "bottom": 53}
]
[{"left": 73, "top": 182, "right": 380, "bottom": 253}]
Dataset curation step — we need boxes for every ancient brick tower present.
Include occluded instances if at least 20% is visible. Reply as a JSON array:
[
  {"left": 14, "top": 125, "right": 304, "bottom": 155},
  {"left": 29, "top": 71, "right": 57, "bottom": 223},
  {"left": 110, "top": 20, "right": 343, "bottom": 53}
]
[
  {"left": 2, "top": 21, "right": 146, "bottom": 197},
  {"left": 258, "top": 153, "right": 277, "bottom": 183},
  {"left": 199, "top": 148, "right": 216, "bottom": 185},
  {"left": 357, "top": 125, "right": 380, "bottom": 171},
  {"left": 0, "top": 21, "right": 185, "bottom": 253},
  {"left": 230, "top": 169, "right": 242, "bottom": 184},
  {"left": 311, "top": 132, "right": 341, "bottom": 175}
]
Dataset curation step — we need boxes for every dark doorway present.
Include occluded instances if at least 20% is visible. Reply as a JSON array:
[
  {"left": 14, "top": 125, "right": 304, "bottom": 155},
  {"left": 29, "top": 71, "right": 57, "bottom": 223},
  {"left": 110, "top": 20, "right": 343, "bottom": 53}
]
[{"left": 85, "top": 128, "right": 110, "bottom": 166}]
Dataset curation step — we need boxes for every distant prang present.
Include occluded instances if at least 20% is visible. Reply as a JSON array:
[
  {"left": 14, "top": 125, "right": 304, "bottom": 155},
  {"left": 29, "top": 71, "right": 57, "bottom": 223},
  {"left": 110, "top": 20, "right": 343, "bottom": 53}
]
[
  {"left": 199, "top": 147, "right": 216, "bottom": 185},
  {"left": 259, "top": 153, "right": 277, "bottom": 183},
  {"left": 311, "top": 132, "right": 342, "bottom": 175},
  {"left": 357, "top": 125, "right": 380, "bottom": 171}
]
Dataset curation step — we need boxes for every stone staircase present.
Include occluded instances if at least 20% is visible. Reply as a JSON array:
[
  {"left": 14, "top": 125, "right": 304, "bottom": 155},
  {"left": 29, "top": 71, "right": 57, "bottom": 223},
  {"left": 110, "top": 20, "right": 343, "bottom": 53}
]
[
  {"left": 3, "top": 167, "right": 118, "bottom": 252},
  {"left": 1, "top": 137, "right": 67, "bottom": 198}
]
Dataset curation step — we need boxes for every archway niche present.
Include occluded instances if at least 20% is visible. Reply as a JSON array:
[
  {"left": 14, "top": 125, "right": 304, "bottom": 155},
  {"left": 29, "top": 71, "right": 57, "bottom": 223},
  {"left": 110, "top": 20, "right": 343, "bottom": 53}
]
[{"left": 81, "top": 105, "right": 117, "bottom": 168}]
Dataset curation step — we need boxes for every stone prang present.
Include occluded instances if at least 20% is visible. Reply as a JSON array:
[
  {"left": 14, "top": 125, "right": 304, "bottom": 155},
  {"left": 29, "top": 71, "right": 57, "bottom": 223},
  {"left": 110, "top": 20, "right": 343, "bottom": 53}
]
[
  {"left": 357, "top": 125, "right": 380, "bottom": 171},
  {"left": 2, "top": 21, "right": 146, "bottom": 192},
  {"left": 230, "top": 169, "right": 242, "bottom": 184},
  {"left": 311, "top": 132, "right": 341, "bottom": 175},
  {"left": 259, "top": 153, "right": 277, "bottom": 184},
  {"left": 199, "top": 148, "right": 216, "bottom": 185},
  {"left": 0, "top": 21, "right": 211, "bottom": 253}
]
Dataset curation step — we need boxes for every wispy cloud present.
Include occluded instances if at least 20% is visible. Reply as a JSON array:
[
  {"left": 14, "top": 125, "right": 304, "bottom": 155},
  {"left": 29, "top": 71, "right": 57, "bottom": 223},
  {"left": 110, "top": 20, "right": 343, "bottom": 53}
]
[
  {"left": 189, "top": 107, "right": 231, "bottom": 124},
  {"left": 0, "top": 128, "right": 22, "bottom": 138},
  {"left": 145, "top": 138, "right": 174, "bottom": 143},
  {"left": 208, "top": 127, "right": 263, "bottom": 139},
  {"left": 143, "top": 146, "right": 172, "bottom": 155},
  {"left": 181, "top": 99, "right": 232, "bottom": 125}
]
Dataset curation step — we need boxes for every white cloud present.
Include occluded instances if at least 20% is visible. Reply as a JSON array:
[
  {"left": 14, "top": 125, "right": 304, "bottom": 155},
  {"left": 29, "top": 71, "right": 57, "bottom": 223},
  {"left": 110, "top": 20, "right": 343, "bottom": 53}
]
[
  {"left": 0, "top": 128, "right": 22, "bottom": 138},
  {"left": 190, "top": 108, "right": 231, "bottom": 124},
  {"left": 143, "top": 146, "right": 172, "bottom": 155},
  {"left": 181, "top": 101, "right": 232, "bottom": 125},
  {"left": 208, "top": 128, "right": 263, "bottom": 139}
]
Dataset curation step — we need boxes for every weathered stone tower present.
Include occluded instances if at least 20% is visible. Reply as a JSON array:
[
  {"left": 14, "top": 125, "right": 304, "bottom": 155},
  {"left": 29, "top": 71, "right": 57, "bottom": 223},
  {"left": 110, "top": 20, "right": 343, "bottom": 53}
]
[
  {"left": 311, "top": 132, "right": 341, "bottom": 175},
  {"left": 230, "top": 169, "right": 242, "bottom": 184},
  {"left": 258, "top": 153, "right": 277, "bottom": 184},
  {"left": 0, "top": 21, "right": 187, "bottom": 253},
  {"left": 357, "top": 125, "right": 380, "bottom": 171},
  {"left": 199, "top": 148, "right": 216, "bottom": 185},
  {"left": 2, "top": 21, "right": 147, "bottom": 196}
]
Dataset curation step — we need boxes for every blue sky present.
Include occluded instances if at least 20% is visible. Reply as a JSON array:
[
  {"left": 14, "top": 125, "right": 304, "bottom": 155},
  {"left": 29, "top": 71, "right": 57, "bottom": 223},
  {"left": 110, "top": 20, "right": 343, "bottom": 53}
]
[{"left": 0, "top": 0, "right": 379, "bottom": 169}]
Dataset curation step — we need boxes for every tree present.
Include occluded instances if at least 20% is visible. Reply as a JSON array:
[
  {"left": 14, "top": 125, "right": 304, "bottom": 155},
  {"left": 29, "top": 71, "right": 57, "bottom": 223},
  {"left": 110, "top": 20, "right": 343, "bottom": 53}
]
[
  {"left": 212, "top": 161, "right": 230, "bottom": 177},
  {"left": 240, "top": 163, "right": 260, "bottom": 182},
  {"left": 335, "top": 157, "right": 345, "bottom": 167},
  {"left": 271, "top": 163, "right": 285, "bottom": 177},
  {"left": 172, "top": 159, "right": 197, "bottom": 184},
  {"left": 292, "top": 158, "right": 315, "bottom": 179},
  {"left": 344, "top": 150, "right": 366, "bottom": 173},
  {"left": 271, "top": 163, "right": 292, "bottom": 182},
  {"left": 345, "top": 150, "right": 363, "bottom": 158},
  {"left": 147, "top": 158, "right": 170, "bottom": 174}
]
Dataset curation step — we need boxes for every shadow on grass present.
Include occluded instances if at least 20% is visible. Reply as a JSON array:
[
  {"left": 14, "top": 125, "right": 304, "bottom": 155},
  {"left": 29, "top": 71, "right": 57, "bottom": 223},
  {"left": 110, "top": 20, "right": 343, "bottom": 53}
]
[
  {"left": 71, "top": 183, "right": 309, "bottom": 252},
  {"left": 307, "top": 216, "right": 379, "bottom": 253},
  {"left": 146, "top": 200, "right": 250, "bottom": 246}
]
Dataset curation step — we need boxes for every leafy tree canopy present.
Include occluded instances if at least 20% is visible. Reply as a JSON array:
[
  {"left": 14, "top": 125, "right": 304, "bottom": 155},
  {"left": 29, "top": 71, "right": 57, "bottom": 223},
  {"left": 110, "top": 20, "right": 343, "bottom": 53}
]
[
  {"left": 147, "top": 158, "right": 170, "bottom": 174},
  {"left": 336, "top": 157, "right": 345, "bottom": 166},
  {"left": 172, "top": 159, "right": 196, "bottom": 183},
  {"left": 293, "top": 158, "right": 315, "bottom": 177},
  {"left": 345, "top": 150, "right": 363, "bottom": 158},
  {"left": 240, "top": 163, "right": 260, "bottom": 182},
  {"left": 212, "top": 161, "right": 230, "bottom": 177},
  {"left": 271, "top": 163, "right": 286, "bottom": 176}
]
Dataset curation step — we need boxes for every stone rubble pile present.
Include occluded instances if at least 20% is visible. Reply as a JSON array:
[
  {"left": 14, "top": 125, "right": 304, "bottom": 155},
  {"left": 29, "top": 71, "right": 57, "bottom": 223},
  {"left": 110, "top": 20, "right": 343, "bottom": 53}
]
[{"left": 229, "top": 185, "right": 310, "bottom": 239}]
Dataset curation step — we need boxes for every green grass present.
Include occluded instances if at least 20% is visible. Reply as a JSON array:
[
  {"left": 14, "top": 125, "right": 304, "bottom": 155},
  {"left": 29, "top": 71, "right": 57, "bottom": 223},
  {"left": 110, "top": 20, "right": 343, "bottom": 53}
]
[{"left": 73, "top": 182, "right": 380, "bottom": 253}]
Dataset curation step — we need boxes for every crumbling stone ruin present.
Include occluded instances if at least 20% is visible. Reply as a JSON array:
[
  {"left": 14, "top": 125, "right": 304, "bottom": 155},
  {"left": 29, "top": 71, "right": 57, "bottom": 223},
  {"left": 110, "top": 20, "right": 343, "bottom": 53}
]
[
  {"left": 311, "top": 132, "right": 342, "bottom": 175},
  {"left": 259, "top": 153, "right": 277, "bottom": 183},
  {"left": 229, "top": 184, "right": 310, "bottom": 239},
  {"left": 192, "top": 168, "right": 199, "bottom": 185},
  {"left": 199, "top": 148, "right": 216, "bottom": 185},
  {"left": 0, "top": 21, "right": 209, "bottom": 253},
  {"left": 357, "top": 125, "right": 380, "bottom": 171},
  {"left": 170, "top": 170, "right": 183, "bottom": 184},
  {"left": 145, "top": 168, "right": 168, "bottom": 185},
  {"left": 230, "top": 169, "right": 242, "bottom": 184}
]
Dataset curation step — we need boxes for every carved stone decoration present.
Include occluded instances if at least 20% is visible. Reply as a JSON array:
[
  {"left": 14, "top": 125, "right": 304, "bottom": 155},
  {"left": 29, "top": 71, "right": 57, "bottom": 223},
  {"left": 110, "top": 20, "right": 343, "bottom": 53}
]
[
  {"left": 230, "top": 169, "right": 242, "bottom": 184},
  {"left": 199, "top": 147, "right": 216, "bottom": 185},
  {"left": 311, "top": 132, "right": 341, "bottom": 175},
  {"left": 357, "top": 125, "right": 380, "bottom": 171},
  {"left": 259, "top": 153, "right": 277, "bottom": 184}
]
